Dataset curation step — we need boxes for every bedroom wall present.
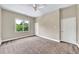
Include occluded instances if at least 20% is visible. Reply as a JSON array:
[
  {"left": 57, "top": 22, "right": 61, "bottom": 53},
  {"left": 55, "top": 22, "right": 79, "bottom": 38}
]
[
  {"left": 76, "top": 5, "right": 79, "bottom": 45},
  {"left": 35, "top": 5, "right": 77, "bottom": 43},
  {"left": 1, "top": 9, "right": 35, "bottom": 41},
  {"left": 60, "top": 5, "right": 76, "bottom": 19},
  {"left": 36, "top": 10, "right": 60, "bottom": 42},
  {"left": 0, "top": 8, "right": 2, "bottom": 44}
]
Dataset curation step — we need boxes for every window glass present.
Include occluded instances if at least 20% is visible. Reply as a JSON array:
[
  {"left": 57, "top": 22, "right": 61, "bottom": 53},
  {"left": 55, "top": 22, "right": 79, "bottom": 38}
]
[
  {"left": 24, "top": 21, "right": 29, "bottom": 31},
  {"left": 15, "top": 19, "right": 29, "bottom": 32}
]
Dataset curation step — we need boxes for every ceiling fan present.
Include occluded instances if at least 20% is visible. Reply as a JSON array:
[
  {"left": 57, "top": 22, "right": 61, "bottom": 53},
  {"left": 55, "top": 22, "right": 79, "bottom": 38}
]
[{"left": 32, "top": 4, "right": 46, "bottom": 11}]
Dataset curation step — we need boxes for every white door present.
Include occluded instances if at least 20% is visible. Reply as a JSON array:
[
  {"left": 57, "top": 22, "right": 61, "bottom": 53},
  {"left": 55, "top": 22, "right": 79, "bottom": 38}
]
[{"left": 61, "top": 17, "right": 76, "bottom": 44}]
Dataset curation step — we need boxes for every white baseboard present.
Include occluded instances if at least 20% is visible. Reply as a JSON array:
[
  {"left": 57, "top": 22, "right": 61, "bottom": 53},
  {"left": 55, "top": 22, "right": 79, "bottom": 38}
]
[
  {"left": 2, "top": 35, "right": 35, "bottom": 42},
  {"left": 36, "top": 35, "right": 60, "bottom": 42}
]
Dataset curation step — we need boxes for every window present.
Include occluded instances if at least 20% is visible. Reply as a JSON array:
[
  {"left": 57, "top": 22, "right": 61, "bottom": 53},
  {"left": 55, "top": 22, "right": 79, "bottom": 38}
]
[
  {"left": 24, "top": 21, "right": 29, "bottom": 31},
  {"left": 16, "top": 19, "right": 29, "bottom": 32}
]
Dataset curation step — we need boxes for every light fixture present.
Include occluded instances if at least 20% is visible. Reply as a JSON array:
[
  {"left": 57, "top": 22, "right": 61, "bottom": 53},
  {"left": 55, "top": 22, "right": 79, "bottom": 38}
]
[
  {"left": 33, "top": 4, "right": 38, "bottom": 11},
  {"left": 32, "top": 4, "right": 46, "bottom": 11}
]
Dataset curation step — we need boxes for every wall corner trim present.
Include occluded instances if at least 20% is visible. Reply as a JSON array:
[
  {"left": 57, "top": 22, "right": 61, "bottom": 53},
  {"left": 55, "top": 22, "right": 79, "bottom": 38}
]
[
  {"left": 0, "top": 39, "right": 2, "bottom": 45},
  {"left": 36, "top": 35, "right": 60, "bottom": 42}
]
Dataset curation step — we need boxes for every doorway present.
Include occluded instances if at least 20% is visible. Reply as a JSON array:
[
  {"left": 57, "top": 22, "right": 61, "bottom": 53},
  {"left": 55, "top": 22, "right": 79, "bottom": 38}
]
[{"left": 61, "top": 17, "right": 76, "bottom": 44}]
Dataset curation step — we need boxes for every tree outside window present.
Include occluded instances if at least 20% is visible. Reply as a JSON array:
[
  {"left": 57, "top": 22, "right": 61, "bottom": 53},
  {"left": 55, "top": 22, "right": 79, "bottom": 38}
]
[{"left": 16, "top": 19, "right": 29, "bottom": 32}]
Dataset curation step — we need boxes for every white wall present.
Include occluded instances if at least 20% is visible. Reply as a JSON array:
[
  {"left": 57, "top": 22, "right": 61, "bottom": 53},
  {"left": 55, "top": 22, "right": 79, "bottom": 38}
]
[
  {"left": 0, "top": 8, "right": 2, "bottom": 44},
  {"left": 36, "top": 10, "right": 60, "bottom": 42},
  {"left": 76, "top": 5, "right": 79, "bottom": 44},
  {"left": 1, "top": 9, "right": 35, "bottom": 41}
]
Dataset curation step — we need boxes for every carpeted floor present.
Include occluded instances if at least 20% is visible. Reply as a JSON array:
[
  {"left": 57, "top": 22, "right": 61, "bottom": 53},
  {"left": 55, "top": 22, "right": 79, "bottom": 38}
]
[{"left": 0, "top": 36, "right": 79, "bottom": 54}]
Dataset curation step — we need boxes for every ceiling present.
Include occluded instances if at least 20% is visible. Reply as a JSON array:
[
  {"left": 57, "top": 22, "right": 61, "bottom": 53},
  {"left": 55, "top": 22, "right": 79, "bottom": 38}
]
[{"left": 0, "top": 4, "right": 72, "bottom": 17}]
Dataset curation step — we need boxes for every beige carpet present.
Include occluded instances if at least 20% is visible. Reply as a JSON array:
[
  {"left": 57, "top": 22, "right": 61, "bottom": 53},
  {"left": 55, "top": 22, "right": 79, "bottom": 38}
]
[{"left": 0, "top": 36, "right": 79, "bottom": 54}]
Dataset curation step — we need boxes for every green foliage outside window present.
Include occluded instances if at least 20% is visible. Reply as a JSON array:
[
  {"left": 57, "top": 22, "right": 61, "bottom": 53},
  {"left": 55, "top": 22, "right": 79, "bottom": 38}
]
[
  {"left": 16, "top": 19, "right": 29, "bottom": 32},
  {"left": 24, "top": 23, "right": 29, "bottom": 31}
]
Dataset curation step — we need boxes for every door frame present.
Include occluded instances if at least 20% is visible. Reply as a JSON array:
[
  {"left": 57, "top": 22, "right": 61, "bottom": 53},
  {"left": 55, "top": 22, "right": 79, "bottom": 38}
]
[{"left": 59, "top": 9, "right": 77, "bottom": 45}]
